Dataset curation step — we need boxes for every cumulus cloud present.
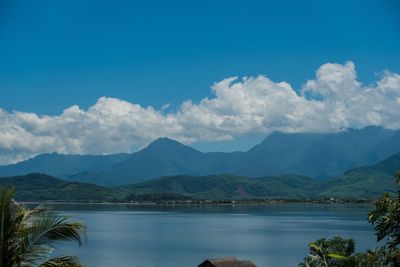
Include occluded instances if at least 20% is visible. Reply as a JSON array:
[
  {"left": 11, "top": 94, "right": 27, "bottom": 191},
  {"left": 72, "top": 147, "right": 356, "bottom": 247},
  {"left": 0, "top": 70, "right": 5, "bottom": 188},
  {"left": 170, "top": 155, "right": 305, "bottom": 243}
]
[{"left": 1, "top": 61, "right": 399, "bottom": 165}]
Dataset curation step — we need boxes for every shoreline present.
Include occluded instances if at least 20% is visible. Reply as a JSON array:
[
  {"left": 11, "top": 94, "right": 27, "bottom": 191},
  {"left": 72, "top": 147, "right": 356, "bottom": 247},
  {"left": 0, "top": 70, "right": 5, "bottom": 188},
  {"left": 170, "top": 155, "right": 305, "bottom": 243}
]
[{"left": 21, "top": 199, "right": 374, "bottom": 206}]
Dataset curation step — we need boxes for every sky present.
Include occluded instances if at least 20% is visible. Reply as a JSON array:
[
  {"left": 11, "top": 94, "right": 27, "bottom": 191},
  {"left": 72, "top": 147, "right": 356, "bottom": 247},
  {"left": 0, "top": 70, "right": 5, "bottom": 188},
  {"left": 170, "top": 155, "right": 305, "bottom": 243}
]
[{"left": 0, "top": 0, "right": 399, "bottom": 164}]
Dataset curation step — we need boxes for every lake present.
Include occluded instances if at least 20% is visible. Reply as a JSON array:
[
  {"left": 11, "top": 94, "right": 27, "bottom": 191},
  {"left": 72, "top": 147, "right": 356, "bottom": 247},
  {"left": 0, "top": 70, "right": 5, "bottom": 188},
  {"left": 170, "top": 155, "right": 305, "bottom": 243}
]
[{"left": 49, "top": 204, "right": 377, "bottom": 267}]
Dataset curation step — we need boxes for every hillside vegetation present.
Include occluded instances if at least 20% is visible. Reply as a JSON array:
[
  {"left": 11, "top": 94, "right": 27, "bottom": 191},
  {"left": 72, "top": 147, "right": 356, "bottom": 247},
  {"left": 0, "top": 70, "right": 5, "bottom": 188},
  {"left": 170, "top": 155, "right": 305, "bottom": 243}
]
[
  {"left": 0, "top": 152, "right": 398, "bottom": 201},
  {"left": 0, "top": 173, "right": 121, "bottom": 202}
]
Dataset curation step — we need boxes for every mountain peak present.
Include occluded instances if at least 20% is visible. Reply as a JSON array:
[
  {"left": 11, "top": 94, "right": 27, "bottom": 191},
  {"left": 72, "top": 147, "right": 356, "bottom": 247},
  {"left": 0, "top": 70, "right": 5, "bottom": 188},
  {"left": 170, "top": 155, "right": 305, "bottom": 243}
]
[
  {"left": 147, "top": 137, "right": 188, "bottom": 149},
  {"left": 152, "top": 137, "right": 178, "bottom": 144},
  {"left": 139, "top": 137, "right": 204, "bottom": 155},
  {"left": 1, "top": 127, "right": 399, "bottom": 186}
]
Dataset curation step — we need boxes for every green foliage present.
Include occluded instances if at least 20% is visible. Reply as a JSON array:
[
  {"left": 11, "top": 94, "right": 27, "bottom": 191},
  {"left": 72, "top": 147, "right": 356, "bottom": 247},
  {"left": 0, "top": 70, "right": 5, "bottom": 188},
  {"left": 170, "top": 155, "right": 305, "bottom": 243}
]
[
  {"left": 352, "top": 248, "right": 400, "bottom": 267},
  {"left": 39, "top": 256, "right": 84, "bottom": 267},
  {"left": 368, "top": 171, "right": 400, "bottom": 249},
  {"left": 0, "top": 186, "right": 86, "bottom": 267},
  {"left": 300, "top": 170, "right": 400, "bottom": 267},
  {"left": 299, "top": 237, "right": 356, "bottom": 267}
]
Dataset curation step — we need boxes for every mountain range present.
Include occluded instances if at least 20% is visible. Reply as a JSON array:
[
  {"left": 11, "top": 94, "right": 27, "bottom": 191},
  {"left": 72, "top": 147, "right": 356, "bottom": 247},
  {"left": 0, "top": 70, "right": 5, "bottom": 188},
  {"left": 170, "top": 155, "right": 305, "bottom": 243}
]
[
  {"left": 1, "top": 151, "right": 398, "bottom": 201},
  {"left": 0, "top": 126, "right": 399, "bottom": 186}
]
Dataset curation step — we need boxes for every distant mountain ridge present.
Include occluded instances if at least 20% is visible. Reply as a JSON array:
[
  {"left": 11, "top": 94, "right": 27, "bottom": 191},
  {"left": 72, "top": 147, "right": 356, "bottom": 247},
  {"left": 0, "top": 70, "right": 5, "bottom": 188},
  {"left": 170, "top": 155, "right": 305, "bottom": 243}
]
[
  {"left": 0, "top": 126, "right": 399, "bottom": 186},
  {"left": 1, "top": 151, "right": 399, "bottom": 201},
  {"left": 0, "top": 153, "right": 129, "bottom": 179}
]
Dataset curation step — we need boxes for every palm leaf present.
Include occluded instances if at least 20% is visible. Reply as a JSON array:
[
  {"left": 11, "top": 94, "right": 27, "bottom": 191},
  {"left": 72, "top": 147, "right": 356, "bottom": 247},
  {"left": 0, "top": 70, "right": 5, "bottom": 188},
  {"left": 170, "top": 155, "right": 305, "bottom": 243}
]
[
  {"left": 1, "top": 186, "right": 86, "bottom": 266},
  {"left": 20, "top": 214, "right": 86, "bottom": 264},
  {"left": 0, "top": 186, "right": 26, "bottom": 266},
  {"left": 40, "top": 255, "right": 84, "bottom": 267},
  {"left": 327, "top": 253, "right": 347, "bottom": 259}
]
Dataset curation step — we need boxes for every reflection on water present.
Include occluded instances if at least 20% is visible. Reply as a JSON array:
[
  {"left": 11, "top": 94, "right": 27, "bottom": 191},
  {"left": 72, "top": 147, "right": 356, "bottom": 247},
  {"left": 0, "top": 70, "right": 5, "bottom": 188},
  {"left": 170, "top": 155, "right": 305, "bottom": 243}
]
[{"left": 45, "top": 204, "right": 375, "bottom": 267}]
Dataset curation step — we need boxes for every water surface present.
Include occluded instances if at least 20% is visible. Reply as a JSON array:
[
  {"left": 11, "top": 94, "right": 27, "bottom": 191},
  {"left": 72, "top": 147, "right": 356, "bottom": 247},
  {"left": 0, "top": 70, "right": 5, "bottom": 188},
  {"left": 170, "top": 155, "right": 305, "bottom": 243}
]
[{"left": 50, "top": 204, "right": 376, "bottom": 267}]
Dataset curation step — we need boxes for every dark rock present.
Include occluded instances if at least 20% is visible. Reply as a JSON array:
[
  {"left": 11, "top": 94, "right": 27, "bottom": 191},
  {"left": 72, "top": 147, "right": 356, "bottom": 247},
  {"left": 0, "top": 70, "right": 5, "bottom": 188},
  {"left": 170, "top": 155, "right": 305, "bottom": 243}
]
[{"left": 198, "top": 257, "right": 257, "bottom": 267}]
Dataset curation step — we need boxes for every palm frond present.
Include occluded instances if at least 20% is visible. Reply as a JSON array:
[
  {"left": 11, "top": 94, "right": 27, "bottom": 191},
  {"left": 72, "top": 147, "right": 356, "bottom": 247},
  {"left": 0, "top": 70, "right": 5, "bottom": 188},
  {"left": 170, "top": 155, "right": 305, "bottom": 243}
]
[
  {"left": 0, "top": 186, "right": 26, "bottom": 266},
  {"left": 326, "top": 253, "right": 347, "bottom": 259},
  {"left": 20, "top": 213, "right": 86, "bottom": 264},
  {"left": 1, "top": 186, "right": 86, "bottom": 266},
  {"left": 20, "top": 244, "right": 54, "bottom": 266},
  {"left": 39, "top": 255, "right": 84, "bottom": 267},
  {"left": 23, "top": 205, "right": 49, "bottom": 221}
]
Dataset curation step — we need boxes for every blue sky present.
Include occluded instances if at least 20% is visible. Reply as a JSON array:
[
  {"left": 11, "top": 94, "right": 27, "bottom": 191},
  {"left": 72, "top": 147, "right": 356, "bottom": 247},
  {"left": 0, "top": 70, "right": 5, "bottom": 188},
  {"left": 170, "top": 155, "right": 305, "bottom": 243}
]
[
  {"left": 0, "top": 0, "right": 399, "bottom": 162},
  {"left": 1, "top": 0, "right": 399, "bottom": 114}
]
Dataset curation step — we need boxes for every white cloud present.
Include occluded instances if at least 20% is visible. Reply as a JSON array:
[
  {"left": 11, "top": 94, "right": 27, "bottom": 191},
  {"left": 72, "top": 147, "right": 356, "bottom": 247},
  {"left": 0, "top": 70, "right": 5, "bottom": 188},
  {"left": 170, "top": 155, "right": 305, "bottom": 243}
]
[{"left": 1, "top": 61, "right": 400, "bottom": 165}]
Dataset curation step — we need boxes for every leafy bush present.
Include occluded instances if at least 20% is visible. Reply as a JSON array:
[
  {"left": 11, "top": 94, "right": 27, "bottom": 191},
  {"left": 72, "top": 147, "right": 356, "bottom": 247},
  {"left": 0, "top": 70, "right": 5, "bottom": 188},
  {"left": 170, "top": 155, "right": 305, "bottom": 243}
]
[{"left": 300, "top": 171, "right": 400, "bottom": 267}]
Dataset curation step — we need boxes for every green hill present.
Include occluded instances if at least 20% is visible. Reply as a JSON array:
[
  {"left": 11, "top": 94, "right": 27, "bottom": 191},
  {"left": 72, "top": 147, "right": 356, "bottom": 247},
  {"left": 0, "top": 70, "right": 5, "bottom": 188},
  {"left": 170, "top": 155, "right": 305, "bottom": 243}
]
[
  {"left": 1, "top": 152, "right": 399, "bottom": 201},
  {"left": 121, "top": 174, "right": 314, "bottom": 199},
  {"left": 122, "top": 153, "right": 400, "bottom": 200},
  {"left": 303, "top": 153, "right": 400, "bottom": 198},
  {"left": 372, "top": 152, "right": 400, "bottom": 175},
  {"left": 0, "top": 173, "right": 121, "bottom": 202},
  {"left": 313, "top": 167, "right": 397, "bottom": 198}
]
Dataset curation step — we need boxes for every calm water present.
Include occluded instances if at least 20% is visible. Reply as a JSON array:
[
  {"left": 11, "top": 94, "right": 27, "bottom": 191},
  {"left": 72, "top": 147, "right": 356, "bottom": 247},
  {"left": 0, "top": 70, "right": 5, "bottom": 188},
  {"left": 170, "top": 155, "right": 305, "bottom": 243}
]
[{"left": 48, "top": 204, "right": 377, "bottom": 267}]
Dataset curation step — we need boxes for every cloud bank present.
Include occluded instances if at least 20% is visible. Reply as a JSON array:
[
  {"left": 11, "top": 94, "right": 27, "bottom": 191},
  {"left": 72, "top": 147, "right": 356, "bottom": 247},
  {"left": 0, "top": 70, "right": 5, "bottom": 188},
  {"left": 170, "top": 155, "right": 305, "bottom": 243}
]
[{"left": 1, "top": 61, "right": 400, "bottom": 165}]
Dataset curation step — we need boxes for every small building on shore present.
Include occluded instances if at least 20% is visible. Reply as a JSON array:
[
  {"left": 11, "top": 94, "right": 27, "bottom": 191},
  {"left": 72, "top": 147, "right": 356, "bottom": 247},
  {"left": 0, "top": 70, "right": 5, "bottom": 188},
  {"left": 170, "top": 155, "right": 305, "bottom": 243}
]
[{"left": 198, "top": 257, "right": 257, "bottom": 267}]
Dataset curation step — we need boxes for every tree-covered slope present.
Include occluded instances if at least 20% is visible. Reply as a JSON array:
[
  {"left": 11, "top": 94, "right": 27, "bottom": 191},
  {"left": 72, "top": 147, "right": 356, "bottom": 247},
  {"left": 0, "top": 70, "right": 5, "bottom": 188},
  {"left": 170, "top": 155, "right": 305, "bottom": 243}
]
[
  {"left": 0, "top": 173, "right": 121, "bottom": 202},
  {"left": 122, "top": 174, "right": 316, "bottom": 200},
  {"left": 372, "top": 152, "right": 400, "bottom": 175},
  {"left": 1, "top": 151, "right": 399, "bottom": 201},
  {"left": 314, "top": 167, "right": 397, "bottom": 198},
  {"left": 122, "top": 152, "right": 400, "bottom": 199}
]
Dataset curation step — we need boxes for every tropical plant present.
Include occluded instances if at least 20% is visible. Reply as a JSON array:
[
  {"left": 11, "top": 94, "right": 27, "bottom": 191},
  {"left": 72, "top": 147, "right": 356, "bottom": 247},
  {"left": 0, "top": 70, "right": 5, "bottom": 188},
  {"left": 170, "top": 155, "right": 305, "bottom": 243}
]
[
  {"left": 300, "top": 170, "right": 400, "bottom": 267},
  {"left": 0, "top": 186, "right": 86, "bottom": 267},
  {"left": 352, "top": 247, "right": 400, "bottom": 267},
  {"left": 299, "top": 237, "right": 356, "bottom": 267},
  {"left": 368, "top": 170, "right": 400, "bottom": 250}
]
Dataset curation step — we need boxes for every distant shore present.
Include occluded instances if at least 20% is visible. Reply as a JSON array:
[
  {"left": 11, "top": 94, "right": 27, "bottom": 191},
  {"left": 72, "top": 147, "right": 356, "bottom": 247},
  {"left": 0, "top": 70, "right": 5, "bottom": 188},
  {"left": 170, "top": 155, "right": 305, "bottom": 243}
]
[{"left": 21, "top": 197, "right": 374, "bottom": 206}]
